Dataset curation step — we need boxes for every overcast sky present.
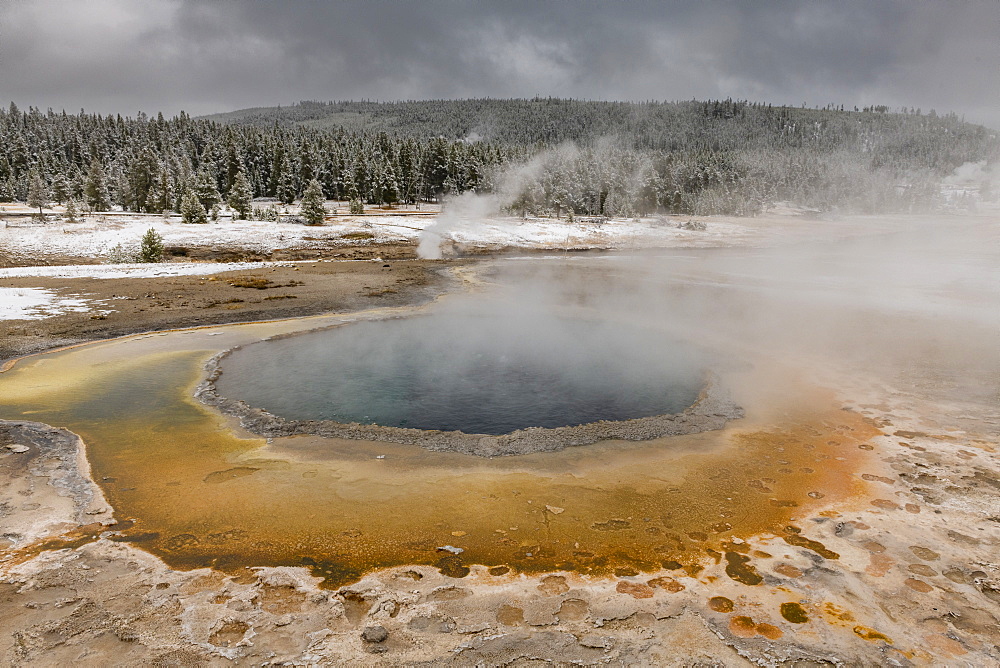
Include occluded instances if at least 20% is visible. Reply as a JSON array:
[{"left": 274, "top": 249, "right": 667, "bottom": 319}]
[{"left": 2, "top": 0, "right": 998, "bottom": 128}]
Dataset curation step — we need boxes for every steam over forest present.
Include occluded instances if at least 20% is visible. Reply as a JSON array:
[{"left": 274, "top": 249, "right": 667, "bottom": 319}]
[{"left": 2, "top": 98, "right": 997, "bottom": 218}]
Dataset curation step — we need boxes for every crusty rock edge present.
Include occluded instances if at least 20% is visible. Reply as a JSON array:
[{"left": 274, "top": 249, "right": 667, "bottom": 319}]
[
  {"left": 194, "top": 324, "right": 744, "bottom": 457},
  {"left": 0, "top": 420, "right": 116, "bottom": 547}
]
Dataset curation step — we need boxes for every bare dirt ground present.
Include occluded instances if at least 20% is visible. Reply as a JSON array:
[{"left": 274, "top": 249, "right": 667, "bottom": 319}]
[{"left": 0, "top": 259, "right": 445, "bottom": 363}]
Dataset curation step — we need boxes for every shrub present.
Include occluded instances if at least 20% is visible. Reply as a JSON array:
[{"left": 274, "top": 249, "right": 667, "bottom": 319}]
[
  {"left": 104, "top": 243, "right": 139, "bottom": 264},
  {"left": 251, "top": 205, "right": 279, "bottom": 221},
  {"left": 228, "top": 276, "right": 272, "bottom": 289},
  {"left": 680, "top": 220, "right": 707, "bottom": 231}
]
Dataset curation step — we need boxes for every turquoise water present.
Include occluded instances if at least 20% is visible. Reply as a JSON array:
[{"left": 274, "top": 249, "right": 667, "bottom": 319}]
[{"left": 216, "top": 313, "right": 705, "bottom": 435}]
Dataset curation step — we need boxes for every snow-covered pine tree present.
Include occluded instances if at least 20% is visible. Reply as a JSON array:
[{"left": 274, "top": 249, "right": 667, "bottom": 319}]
[
  {"left": 150, "top": 165, "right": 174, "bottom": 214},
  {"left": 65, "top": 198, "right": 79, "bottom": 222},
  {"left": 300, "top": 179, "right": 326, "bottom": 225},
  {"left": 0, "top": 176, "right": 14, "bottom": 203},
  {"left": 193, "top": 165, "right": 221, "bottom": 212},
  {"left": 51, "top": 174, "right": 70, "bottom": 204},
  {"left": 84, "top": 158, "right": 111, "bottom": 211},
  {"left": 227, "top": 168, "right": 253, "bottom": 220},
  {"left": 180, "top": 189, "right": 208, "bottom": 224},
  {"left": 27, "top": 168, "right": 47, "bottom": 219},
  {"left": 138, "top": 227, "right": 164, "bottom": 263},
  {"left": 277, "top": 155, "right": 297, "bottom": 205}
]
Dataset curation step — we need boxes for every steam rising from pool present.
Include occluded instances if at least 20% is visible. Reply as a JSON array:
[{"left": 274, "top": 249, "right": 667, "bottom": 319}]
[{"left": 216, "top": 314, "right": 706, "bottom": 435}]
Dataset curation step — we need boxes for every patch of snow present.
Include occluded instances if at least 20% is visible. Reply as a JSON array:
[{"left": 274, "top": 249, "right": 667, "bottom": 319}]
[
  {"left": 0, "top": 260, "right": 303, "bottom": 280},
  {"left": 0, "top": 287, "right": 101, "bottom": 320}
]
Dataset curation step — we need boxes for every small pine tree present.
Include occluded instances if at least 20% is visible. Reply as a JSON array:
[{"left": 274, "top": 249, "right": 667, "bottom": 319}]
[
  {"left": 138, "top": 228, "right": 164, "bottom": 263},
  {"left": 300, "top": 179, "right": 326, "bottom": 225},
  {"left": 180, "top": 190, "right": 208, "bottom": 224},
  {"left": 27, "top": 168, "right": 47, "bottom": 220},
  {"left": 349, "top": 198, "right": 364, "bottom": 215},
  {"left": 227, "top": 169, "right": 253, "bottom": 220},
  {"left": 65, "top": 198, "right": 80, "bottom": 223}
]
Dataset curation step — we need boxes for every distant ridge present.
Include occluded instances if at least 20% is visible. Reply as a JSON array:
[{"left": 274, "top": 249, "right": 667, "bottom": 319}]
[{"left": 199, "top": 98, "right": 993, "bottom": 150}]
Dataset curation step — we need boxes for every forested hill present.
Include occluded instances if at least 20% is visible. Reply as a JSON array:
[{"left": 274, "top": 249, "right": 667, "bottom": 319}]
[
  {"left": 204, "top": 98, "right": 993, "bottom": 159},
  {"left": 2, "top": 99, "right": 996, "bottom": 220},
  {"left": 204, "top": 98, "right": 999, "bottom": 215}
]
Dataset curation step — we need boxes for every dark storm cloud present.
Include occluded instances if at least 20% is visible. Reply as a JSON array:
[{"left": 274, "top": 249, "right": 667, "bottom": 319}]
[{"left": 1, "top": 0, "right": 998, "bottom": 128}]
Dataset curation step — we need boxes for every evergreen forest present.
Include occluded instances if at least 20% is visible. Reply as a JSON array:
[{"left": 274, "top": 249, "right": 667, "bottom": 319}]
[{"left": 2, "top": 98, "right": 996, "bottom": 219}]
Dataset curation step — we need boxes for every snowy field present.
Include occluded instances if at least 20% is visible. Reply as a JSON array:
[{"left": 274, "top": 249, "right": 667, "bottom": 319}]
[
  {"left": 0, "top": 259, "right": 314, "bottom": 280},
  {"left": 0, "top": 204, "right": 757, "bottom": 269},
  {"left": 0, "top": 212, "right": 416, "bottom": 261},
  {"left": 0, "top": 203, "right": 770, "bottom": 320}
]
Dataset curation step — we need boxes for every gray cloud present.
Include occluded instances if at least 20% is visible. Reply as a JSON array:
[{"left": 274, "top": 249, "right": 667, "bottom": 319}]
[{"left": 1, "top": 0, "right": 998, "bottom": 128}]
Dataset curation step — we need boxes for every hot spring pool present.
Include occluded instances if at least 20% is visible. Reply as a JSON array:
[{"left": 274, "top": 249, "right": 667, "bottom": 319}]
[{"left": 215, "top": 313, "right": 707, "bottom": 435}]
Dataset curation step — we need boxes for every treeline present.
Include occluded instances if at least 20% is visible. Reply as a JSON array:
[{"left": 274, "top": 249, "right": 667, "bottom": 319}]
[
  {"left": 1, "top": 98, "right": 996, "bottom": 219},
  {"left": 0, "top": 102, "right": 514, "bottom": 214}
]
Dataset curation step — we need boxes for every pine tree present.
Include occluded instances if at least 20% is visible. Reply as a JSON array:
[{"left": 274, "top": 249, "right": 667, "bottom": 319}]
[
  {"left": 227, "top": 168, "right": 253, "bottom": 219},
  {"left": 51, "top": 174, "right": 70, "bottom": 204},
  {"left": 268, "top": 145, "right": 285, "bottom": 197},
  {"left": 193, "top": 165, "right": 221, "bottom": 211},
  {"left": 151, "top": 165, "right": 174, "bottom": 214},
  {"left": 27, "top": 168, "right": 47, "bottom": 219},
  {"left": 85, "top": 158, "right": 111, "bottom": 211},
  {"left": 300, "top": 179, "right": 326, "bottom": 225},
  {"left": 277, "top": 155, "right": 296, "bottom": 204},
  {"left": 138, "top": 227, "right": 164, "bottom": 263},
  {"left": 180, "top": 189, "right": 208, "bottom": 224},
  {"left": 224, "top": 142, "right": 242, "bottom": 195},
  {"left": 126, "top": 149, "right": 157, "bottom": 212},
  {"left": 0, "top": 176, "right": 14, "bottom": 203},
  {"left": 65, "top": 198, "right": 79, "bottom": 222}
]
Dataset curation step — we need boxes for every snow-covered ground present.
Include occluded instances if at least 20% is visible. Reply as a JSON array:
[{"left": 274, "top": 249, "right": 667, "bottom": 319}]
[
  {"left": 0, "top": 214, "right": 416, "bottom": 261},
  {"left": 0, "top": 287, "right": 105, "bottom": 320},
  {"left": 0, "top": 260, "right": 313, "bottom": 280},
  {"left": 445, "top": 216, "right": 753, "bottom": 249},
  {"left": 0, "top": 207, "right": 756, "bottom": 265}
]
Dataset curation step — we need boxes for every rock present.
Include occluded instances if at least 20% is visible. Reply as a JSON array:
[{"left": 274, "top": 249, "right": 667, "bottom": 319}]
[
  {"left": 615, "top": 580, "right": 655, "bottom": 598},
  {"left": 361, "top": 625, "right": 388, "bottom": 643},
  {"left": 6, "top": 444, "right": 30, "bottom": 453},
  {"left": 545, "top": 505, "right": 565, "bottom": 514},
  {"left": 437, "top": 545, "right": 464, "bottom": 554},
  {"left": 579, "top": 633, "right": 615, "bottom": 649}
]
